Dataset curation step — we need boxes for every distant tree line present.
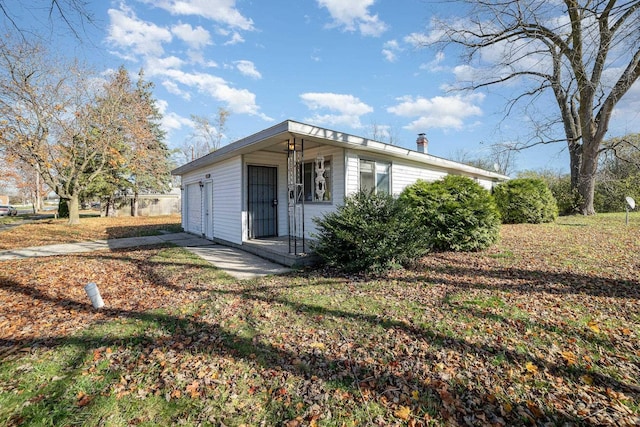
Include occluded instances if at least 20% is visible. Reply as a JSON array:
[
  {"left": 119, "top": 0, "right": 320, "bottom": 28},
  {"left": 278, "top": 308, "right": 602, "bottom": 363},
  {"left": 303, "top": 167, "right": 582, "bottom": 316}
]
[
  {"left": 458, "top": 132, "right": 640, "bottom": 215},
  {"left": 519, "top": 133, "right": 640, "bottom": 214}
]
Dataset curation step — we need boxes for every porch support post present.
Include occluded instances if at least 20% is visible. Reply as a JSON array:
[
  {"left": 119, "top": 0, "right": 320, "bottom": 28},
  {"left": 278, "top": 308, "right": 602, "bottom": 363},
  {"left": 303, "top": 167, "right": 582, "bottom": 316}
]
[{"left": 287, "top": 137, "right": 305, "bottom": 255}]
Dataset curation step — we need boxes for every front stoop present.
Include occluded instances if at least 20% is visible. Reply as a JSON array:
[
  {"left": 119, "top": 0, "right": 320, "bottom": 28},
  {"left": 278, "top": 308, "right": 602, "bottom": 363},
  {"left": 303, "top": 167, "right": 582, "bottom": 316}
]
[{"left": 207, "top": 236, "right": 319, "bottom": 268}]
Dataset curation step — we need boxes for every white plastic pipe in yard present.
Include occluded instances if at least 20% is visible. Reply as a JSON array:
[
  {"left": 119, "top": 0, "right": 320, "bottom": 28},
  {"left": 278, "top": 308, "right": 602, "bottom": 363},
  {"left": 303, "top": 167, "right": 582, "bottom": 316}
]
[{"left": 84, "top": 282, "right": 104, "bottom": 309}]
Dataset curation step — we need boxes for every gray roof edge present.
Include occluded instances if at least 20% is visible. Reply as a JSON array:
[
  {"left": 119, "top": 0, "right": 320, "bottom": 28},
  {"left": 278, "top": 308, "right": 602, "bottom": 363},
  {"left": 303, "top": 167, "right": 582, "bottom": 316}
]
[
  {"left": 172, "top": 119, "right": 509, "bottom": 180},
  {"left": 285, "top": 120, "right": 509, "bottom": 180},
  {"left": 172, "top": 120, "right": 293, "bottom": 175}
]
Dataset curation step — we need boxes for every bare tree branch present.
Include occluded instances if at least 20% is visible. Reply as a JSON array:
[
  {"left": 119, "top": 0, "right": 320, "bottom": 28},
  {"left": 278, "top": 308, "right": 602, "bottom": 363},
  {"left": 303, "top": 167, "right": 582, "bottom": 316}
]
[
  {"left": 0, "top": 0, "right": 95, "bottom": 40},
  {"left": 427, "top": 0, "right": 640, "bottom": 214}
]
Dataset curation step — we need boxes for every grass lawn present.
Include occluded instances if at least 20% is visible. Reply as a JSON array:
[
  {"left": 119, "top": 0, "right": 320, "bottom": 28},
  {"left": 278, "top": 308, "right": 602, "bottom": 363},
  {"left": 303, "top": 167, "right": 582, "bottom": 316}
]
[
  {"left": 0, "top": 213, "right": 638, "bottom": 426},
  {"left": 0, "top": 214, "right": 182, "bottom": 250}
]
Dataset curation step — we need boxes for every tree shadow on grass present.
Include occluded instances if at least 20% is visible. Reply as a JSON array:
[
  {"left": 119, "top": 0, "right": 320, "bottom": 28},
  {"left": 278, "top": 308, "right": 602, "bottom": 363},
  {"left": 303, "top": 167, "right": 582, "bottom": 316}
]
[
  {"left": 406, "top": 253, "right": 640, "bottom": 301},
  {"left": 1, "top": 266, "right": 639, "bottom": 426},
  {"left": 104, "top": 220, "right": 183, "bottom": 240}
]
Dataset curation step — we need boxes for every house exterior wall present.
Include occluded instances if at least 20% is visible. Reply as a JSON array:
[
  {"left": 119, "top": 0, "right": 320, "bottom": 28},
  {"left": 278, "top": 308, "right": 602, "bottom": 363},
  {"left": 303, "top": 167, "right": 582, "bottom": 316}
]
[
  {"left": 212, "top": 156, "right": 243, "bottom": 244},
  {"left": 184, "top": 182, "right": 202, "bottom": 235},
  {"left": 476, "top": 177, "right": 496, "bottom": 191},
  {"left": 391, "top": 161, "right": 449, "bottom": 194},
  {"left": 181, "top": 156, "right": 243, "bottom": 244},
  {"left": 176, "top": 132, "right": 503, "bottom": 244},
  {"left": 299, "top": 147, "right": 500, "bottom": 239},
  {"left": 344, "top": 151, "right": 360, "bottom": 196},
  {"left": 296, "top": 145, "right": 345, "bottom": 239}
]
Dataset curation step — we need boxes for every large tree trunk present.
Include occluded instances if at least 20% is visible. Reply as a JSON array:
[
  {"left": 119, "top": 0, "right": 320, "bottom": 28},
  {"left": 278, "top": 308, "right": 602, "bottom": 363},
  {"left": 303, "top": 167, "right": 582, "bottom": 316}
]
[
  {"left": 577, "top": 140, "right": 600, "bottom": 215},
  {"left": 32, "top": 164, "right": 45, "bottom": 212},
  {"left": 67, "top": 194, "right": 81, "bottom": 225},
  {"left": 104, "top": 196, "right": 116, "bottom": 217},
  {"left": 568, "top": 142, "right": 582, "bottom": 196},
  {"left": 131, "top": 193, "right": 139, "bottom": 217},
  {"left": 34, "top": 172, "right": 43, "bottom": 212}
]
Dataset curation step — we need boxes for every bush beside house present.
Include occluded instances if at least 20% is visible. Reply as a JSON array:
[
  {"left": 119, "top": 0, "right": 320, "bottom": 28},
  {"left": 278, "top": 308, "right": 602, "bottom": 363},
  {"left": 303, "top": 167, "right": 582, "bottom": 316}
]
[
  {"left": 313, "top": 177, "right": 502, "bottom": 273},
  {"left": 494, "top": 178, "right": 558, "bottom": 224},
  {"left": 312, "top": 191, "right": 430, "bottom": 273},
  {"left": 399, "top": 176, "right": 501, "bottom": 252}
]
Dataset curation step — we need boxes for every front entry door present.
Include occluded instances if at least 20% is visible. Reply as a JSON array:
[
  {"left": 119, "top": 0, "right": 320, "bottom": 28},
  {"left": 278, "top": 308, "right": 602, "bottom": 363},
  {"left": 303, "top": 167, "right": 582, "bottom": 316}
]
[{"left": 248, "top": 166, "right": 277, "bottom": 238}]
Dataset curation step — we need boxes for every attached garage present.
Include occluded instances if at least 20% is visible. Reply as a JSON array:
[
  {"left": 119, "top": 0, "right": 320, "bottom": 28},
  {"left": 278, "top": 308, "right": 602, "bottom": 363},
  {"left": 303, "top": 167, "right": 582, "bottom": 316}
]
[{"left": 183, "top": 182, "right": 202, "bottom": 235}]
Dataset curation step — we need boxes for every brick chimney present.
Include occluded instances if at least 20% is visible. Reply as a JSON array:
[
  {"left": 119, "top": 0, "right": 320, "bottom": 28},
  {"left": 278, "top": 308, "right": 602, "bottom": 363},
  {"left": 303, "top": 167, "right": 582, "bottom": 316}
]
[{"left": 416, "top": 133, "right": 428, "bottom": 153}]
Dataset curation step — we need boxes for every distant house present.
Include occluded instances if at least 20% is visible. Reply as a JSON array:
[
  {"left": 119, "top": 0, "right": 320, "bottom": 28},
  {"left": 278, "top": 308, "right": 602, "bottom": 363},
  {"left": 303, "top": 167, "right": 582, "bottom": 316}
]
[
  {"left": 171, "top": 120, "right": 508, "bottom": 261},
  {"left": 105, "top": 188, "right": 181, "bottom": 217}
]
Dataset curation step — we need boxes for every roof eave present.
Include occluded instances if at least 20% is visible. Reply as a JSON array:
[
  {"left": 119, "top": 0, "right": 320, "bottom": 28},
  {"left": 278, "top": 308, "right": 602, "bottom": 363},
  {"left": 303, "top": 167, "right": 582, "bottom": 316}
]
[
  {"left": 171, "top": 120, "right": 293, "bottom": 175},
  {"left": 172, "top": 119, "right": 509, "bottom": 181}
]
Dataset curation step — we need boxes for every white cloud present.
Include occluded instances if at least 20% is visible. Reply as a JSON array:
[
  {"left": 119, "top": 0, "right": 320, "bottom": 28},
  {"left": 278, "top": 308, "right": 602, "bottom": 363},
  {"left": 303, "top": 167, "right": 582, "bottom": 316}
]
[
  {"left": 387, "top": 94, "right": 485, "bottom": 131},
  {"left": 162, "top": 111, "right": 193, "bottom": 131},
  {"left": 452, "top": 64, "right": 476, "bottom": 81},
  {"left": 162, "top": 80, "right": 191, "bottom": 100},
  {"left": 139, "top": 0, "right": 254, "bottom": 31},
  {"left": 300, "top": 92, "right": 373, "bottom": 128},
  {"left": 403, "top": 31, "right": 434, "bottom": 48},
  {"left": 107, "top": 7, "right": 172, "bottom": 58},
  {"left": 382, "top": 39, "right": 401, "bottom": 62},
  {"left": 106, "top": 4, "right": 269, "bottom": 122},
  {"left": 420, "top": 51, "right": 446, "bottom": 72},
  {"left": 158, "top": 69, "right": 271, "bottom": 120},
  {"left": 224, "top": 32, "right": 245, "bottom": 45},
  {"left": 317, "top": 0, "right": 388, "bottom": 37},
  {"left": 235, "top": 60, "right": 262, "bottom": 79},
  {"left": 145, "top": 55, "right": 185, "bottom": 74},
  {"left": 171, "top": 23, "right": 211, "bottom": 49},
  {"left": 156, "top": 99, "right": 192, "bottom": 131}
]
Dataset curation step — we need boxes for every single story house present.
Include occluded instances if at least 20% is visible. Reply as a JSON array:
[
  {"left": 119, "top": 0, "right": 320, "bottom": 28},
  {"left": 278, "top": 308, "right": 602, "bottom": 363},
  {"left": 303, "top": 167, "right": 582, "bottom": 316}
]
[{"left": 171, "top": 120, "right": 509, "bottom": 265}]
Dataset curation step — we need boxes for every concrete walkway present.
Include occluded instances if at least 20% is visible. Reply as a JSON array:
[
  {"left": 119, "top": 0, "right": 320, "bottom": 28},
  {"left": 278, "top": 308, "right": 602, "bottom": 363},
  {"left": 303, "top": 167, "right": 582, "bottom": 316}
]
[{"left": 0, "top": 232, "right": 291, "bottom": 280}]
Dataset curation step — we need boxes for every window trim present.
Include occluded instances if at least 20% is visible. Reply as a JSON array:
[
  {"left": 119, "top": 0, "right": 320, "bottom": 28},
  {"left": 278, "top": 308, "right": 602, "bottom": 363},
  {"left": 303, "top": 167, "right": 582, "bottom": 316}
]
[
  {"left": 359, "top": 158, "right": 391, "bottom": 195},
  {"left": 302, "top": 156, "right": 333, "bottom": 204}
]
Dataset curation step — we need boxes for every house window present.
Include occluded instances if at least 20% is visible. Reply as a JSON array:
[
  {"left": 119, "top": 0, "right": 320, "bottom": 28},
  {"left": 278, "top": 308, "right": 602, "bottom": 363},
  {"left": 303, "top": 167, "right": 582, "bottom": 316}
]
[
  {"left": 360, "top": 159, "right": 390, "bottom": 194},
  {"left": 302, "top": 157, "right": 332, "bottom": 202}
]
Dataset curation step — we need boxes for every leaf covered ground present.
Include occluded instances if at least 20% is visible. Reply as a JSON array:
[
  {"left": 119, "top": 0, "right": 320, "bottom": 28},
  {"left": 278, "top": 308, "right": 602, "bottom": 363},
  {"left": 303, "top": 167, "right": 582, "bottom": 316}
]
[
  {"left": 0, "top": 214, "right": 182, "bottom": 250},
  {"left": 0, "top": 213, "right": 639, "bottom": 426}
]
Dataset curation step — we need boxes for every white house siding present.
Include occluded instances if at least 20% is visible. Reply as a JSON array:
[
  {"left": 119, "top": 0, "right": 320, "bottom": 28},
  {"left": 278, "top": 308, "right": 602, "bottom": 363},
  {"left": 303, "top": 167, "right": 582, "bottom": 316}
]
[
  {"left": 344, "top": 151, "right": 360, "bottom": 196},
  {"left": 344, "top": 150, "right": 497, "bottom": 198},
  {"left": 298, "top": 145, "right": 345, "bottom": 239},
  {"left": 242, "top": 151, "right": 288, "bottom": 240},
  {"left": 475, "top": 177, "right": 496, "bottom": 191},
  {"left": 391, "top": 161, "right": 449, "bottom": 195},
  {"left": 212, "top": 157, "right": 243, "bottom": 245},
  {"left": 184, "top": 182, "right": 202, "bottom": 235}
]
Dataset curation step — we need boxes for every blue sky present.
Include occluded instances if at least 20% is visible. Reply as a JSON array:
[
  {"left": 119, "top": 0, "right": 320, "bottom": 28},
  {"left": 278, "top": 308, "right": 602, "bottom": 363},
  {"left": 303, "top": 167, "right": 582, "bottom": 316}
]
[{"left": 4, "top": 0, "right": 640, "bottom": 173}]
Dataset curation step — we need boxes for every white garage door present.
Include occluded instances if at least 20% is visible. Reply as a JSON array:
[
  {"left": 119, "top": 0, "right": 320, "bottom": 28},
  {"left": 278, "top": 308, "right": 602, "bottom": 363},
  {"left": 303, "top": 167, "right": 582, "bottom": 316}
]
[{"left": 185, "top": 183, "right": 202, "bottom": 235}]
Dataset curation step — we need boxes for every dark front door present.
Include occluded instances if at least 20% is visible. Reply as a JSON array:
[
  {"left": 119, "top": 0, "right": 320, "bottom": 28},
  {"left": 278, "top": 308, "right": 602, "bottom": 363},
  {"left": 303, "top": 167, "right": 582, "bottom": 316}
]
[{"left": 248, "top": 165, "right": 277, "bottom": 238}]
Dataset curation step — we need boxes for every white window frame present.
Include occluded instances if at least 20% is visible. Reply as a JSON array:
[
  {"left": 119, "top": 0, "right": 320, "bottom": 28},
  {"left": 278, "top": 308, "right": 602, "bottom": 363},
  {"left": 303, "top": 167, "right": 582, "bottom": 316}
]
[
  {"left": 359, "top": 159, "right": 391, "bottom": 195},
  {"left": 302, "top": 156, "right": 332, "bottom": 203}
]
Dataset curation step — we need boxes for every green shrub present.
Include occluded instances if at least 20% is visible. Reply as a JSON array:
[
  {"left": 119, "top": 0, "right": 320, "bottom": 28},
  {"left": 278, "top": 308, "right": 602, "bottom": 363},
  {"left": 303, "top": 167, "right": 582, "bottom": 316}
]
[
  {"left": 312, "top": 190, "right": 430, "bottom": 273},
  {"left": 494, "top": 178, "right": 558, "bottom": 224},
  {"left": 399, "top": 176, "right": 500, "bottom": 252}
]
